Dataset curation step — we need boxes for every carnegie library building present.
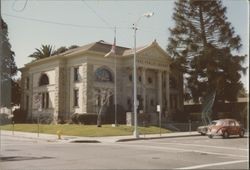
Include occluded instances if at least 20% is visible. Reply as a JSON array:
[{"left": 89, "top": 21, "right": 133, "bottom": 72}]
[{"left": 20, "top": 40, "right": 183, "bottom": 124}]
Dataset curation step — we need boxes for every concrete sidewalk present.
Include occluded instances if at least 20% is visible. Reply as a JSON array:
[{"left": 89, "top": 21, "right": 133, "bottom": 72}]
[{"left": 1, "top": 130, "right": 200, "bottom": 143}]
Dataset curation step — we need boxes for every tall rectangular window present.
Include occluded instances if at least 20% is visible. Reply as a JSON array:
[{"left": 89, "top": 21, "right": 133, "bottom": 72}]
[
  {"left": 74, "top": 67, "right": 80, "bottom": 82},
  {"left": 42, "top": 93, "right": 45, "bottom": 108},
  {"left": 74, "top": 89, "right": 79, "bottom": 107},
  {"left": 41, "top": 92, "right": 49, "bottom": 109},
  {"left": 46, "top": 92, "right": 49, "bottom": 108},
  {"left": 26, "top": 77, "right": 29, "bottom": 89},
  {"left": 26, "top": 95, "right": 29, "bottom": 110}
]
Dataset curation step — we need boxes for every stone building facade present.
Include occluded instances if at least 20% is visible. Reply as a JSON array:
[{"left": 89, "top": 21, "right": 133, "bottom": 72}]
[{"left": 20, "top": 40, "right": 183, "bottom": 123}]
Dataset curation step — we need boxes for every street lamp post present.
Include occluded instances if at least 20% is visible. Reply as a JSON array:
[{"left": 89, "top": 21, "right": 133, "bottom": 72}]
[
  {"left": 114, "top": 31, "right": 117, "bottom": 127},
  {"left": 132, "top": 12, "right": 154, "bottom": 138}
]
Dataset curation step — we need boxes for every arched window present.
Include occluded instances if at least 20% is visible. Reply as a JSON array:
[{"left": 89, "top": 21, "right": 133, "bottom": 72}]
[
  {"left": 39, "top": 74, "right": 49, "bottom": 86},
  {"left": 95, "top": 67, "right": 113, "bottom": 82}
]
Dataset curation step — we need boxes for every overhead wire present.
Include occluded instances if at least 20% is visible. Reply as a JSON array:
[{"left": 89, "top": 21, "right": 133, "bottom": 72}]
[
  {"left": 81, "top": 0, "right": 113, "bottom": 29},
  {"left": 2, "top": 13, "right": 118, "bottom": 30},
  {"left": 12, "top": 0, "right": 29, "bottom": 12}
]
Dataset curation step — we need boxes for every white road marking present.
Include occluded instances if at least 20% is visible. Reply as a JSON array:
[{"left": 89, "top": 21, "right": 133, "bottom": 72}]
[
  {"left": 111, "top": 143, "right": 248, "bottom": 158},
  {"left": 143, "top": 141, "right": 248, "bottom": 151},
  {"left": 175, "top": 160, "right": 248, "bottom": 169}
]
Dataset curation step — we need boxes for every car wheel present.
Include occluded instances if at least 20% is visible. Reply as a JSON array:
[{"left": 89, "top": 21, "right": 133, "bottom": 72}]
[
  {"left": 223, "top": 131, "right": 229, "bottom": 139},
  {"left": 208, "top": 135, "right": 213, "bottom": 138},
  {"left": 239, "top": 130, "right": 244, "bottom": 138},
  {"left": 201, "top": 133, "right": 206, "bottom": 136}
]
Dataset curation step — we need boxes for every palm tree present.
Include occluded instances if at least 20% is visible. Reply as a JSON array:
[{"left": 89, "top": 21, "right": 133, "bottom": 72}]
[{"left": 28, "top": 45, "right": 55, "bottom": 60}]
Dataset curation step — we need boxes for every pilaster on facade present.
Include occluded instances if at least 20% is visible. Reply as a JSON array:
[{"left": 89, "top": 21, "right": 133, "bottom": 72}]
[
  {"left": 54, "top": 67, "right": 60, "bottom": 123},
  {"left": 20, "top": 72, "right": 26, "bottom": 111},
  {"left": 82, "top": 63, "right": 88, "bottom": 113},
  {"left": 166, "top": 71, "right": 171, "bottom": 119},
  {"left": 142, "top": 67, "right": 147, "bottom": 113},
  {"left": 87, "top": 64, "right": 94, "bottom": 113},
  {"left": 82, "top": 63, "right": 94, "bottom": 114},
  {"left": 157, "top": 70, "right": 163, "bottom": 115},
  {"left": 54, "top": 61, "right": 66, "bottom": 123},
  {"left": 65, "top": 67, "right": 71, "bottom": 119},
  {"left": 28, "top": 72, "right": 33, "bottom": 120}
]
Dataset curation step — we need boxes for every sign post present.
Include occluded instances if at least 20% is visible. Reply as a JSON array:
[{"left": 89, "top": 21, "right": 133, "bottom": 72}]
[
  {"left": 157, "top": 105, "right": 161, "bottom": 136},
  {"left": 35, "top": 93, "right": 42, "bottom": 138}
]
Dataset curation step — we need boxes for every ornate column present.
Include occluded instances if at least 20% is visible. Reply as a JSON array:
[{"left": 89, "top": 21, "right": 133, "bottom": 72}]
[
  {"left": 82, "top": 63, "right": 93, "bottom": 114},
  {"left": 82, "top": 63, "right": 88, "bottom": 114},
  {"left": 142, "top": 68, "right": 146, "bottom": 113},
  {"left": 54, "top": 60, "right": 66, "bottom": 123},
  {"left": 166, "top": 71, "right": 170, "bottom": 119},
  {"left": 158, "top": 70, "right": 163, "bottom": 114},
  {"left": 28, "top": 72, "right": 33, "bottom": 120}
]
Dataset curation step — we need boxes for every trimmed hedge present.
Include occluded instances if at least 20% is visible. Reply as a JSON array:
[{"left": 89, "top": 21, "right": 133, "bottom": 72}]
[
  {"left": 71, "top": 113, "right": 98, "bottom": 125},
  {"left": 13, "top": 109, "right": 27, "bottom": 123}
]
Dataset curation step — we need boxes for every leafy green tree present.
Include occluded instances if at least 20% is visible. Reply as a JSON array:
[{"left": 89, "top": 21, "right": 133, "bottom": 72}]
[
  {"left": 167, "top": 0, "right": 247, "bottom": 103},
  {"left": 1, "top": 18, "right": 19, "bottom": 107}
]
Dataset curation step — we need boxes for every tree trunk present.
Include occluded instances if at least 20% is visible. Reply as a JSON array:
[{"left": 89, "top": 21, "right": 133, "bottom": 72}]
[
  {"left": 198, "top": 4, "right": 207, "bottom": 47},
  {"left": 97, "top": 107, "right": 102, "bottom": 127}
]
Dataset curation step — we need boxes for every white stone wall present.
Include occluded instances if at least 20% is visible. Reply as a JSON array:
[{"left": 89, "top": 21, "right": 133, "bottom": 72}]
[
  {"left": 20, "top": 44, "right": 182, "bottom": 123},
  {"left": 26, "top": 61, "right": 61, "bottom": 120},
  {"left": 66, "top": 56, "right": 85, "bottom": 114}
]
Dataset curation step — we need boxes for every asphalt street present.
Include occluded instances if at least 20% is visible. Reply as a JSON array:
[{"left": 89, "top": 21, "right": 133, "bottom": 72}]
[{"left": 0, "top": 134, "right": 249, "bottom": 169}]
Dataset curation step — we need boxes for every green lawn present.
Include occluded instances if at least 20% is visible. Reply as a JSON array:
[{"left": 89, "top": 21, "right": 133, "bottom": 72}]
[{"left": 0, "top": 124, "right": 171, "bottom": 137}]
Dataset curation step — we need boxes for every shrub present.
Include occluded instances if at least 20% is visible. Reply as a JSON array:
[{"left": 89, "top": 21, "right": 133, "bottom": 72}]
[
  {"left": 0, "top": 113, "right": 12, "bottom": 125},
  {"left": 138, "top": 113, "right": 150, "bottom": 125},
  {"left": 78, "top": 114, "right": 98, "bottom": 125},
  {"left": 71, "top": 113, "right": 79, "bottom": 124},
  {"left": 39, "top": 114, "right": 53, "bottom": 124},
  {"left": 104, "top": 105, "right": 126, "bottom": 124},
  {"left": 58, "top": 116, "right": 67, "bottom": 124},
  {"left": 70, "top": 113, "right": 98, "bottom": 125},
  {"left": 13, "top": 109, "right": 27, "bottom": 123},
  {"left": 31, "top": 113, "right": 53, "bottom": 124},
  {"left": 172, "top": 109, "right": 189, "bottom": 122}
]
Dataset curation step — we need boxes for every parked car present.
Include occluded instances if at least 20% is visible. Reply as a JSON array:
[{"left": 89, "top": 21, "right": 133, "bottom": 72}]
[
  {"left": 197, "top": 120, "right": 218, "bottom": 135},
  {"left": 207, "top": 119, "right": 245, "bottom": 139}
]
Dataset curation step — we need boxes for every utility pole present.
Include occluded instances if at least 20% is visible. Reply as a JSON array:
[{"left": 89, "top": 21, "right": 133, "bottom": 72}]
[{"left": 114, "top": 27, "right": 117, "bottom": 127}]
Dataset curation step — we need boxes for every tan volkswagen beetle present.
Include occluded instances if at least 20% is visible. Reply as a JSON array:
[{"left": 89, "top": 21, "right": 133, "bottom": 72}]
[{"left": 207, "top": 119, "right": 245, "bottom": 139}]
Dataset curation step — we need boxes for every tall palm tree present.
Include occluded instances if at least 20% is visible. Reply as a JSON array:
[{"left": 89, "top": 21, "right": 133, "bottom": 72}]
[{"left": 28, "top": 45, "right": 55, "bottom": 60}]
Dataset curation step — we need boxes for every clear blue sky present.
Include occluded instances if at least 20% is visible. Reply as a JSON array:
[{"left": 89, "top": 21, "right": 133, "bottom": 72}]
[{"left": 1, "top": 0, "right": 249, "bottom": 91}]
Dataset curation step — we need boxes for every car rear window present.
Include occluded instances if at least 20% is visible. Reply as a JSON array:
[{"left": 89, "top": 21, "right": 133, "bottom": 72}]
[
  {"left": 235, "top": 121, "right": 240, "bottom": 126},
  {"left": 229, "top": 121, "right": 235, "bottom": 126},
  {"left": 216, "top": 121, "right": 224, "bottom": 126}
]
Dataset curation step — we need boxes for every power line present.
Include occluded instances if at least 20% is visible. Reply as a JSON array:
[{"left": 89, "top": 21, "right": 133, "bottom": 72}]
[
  {"left": 12, "top": 0, "right": 29, "bottom": 12},
  {"left": 3, "top": 13, "right": 116, "bottom": 29},
  {"left": 81, "top": 0, "right": 112, "bottom": 28}
]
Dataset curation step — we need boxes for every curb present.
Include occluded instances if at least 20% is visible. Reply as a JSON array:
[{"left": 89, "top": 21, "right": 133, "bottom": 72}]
[
  {"left": 116, "top": 133, "right": 200, "bottom": 142},
  {"left": 1, "top": 130, "right": 201, "bottom": 143},
  {"left": 68, "top": 140, "right": 101, "bottom": 143}
]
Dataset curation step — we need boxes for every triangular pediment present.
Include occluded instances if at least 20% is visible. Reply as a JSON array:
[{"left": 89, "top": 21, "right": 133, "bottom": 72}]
[
  {"left": 138, "top": 47, "right": 169, "bottom": 62},
  {"left": 136, "top": 42, "right": 172, "bottom": 63}
]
